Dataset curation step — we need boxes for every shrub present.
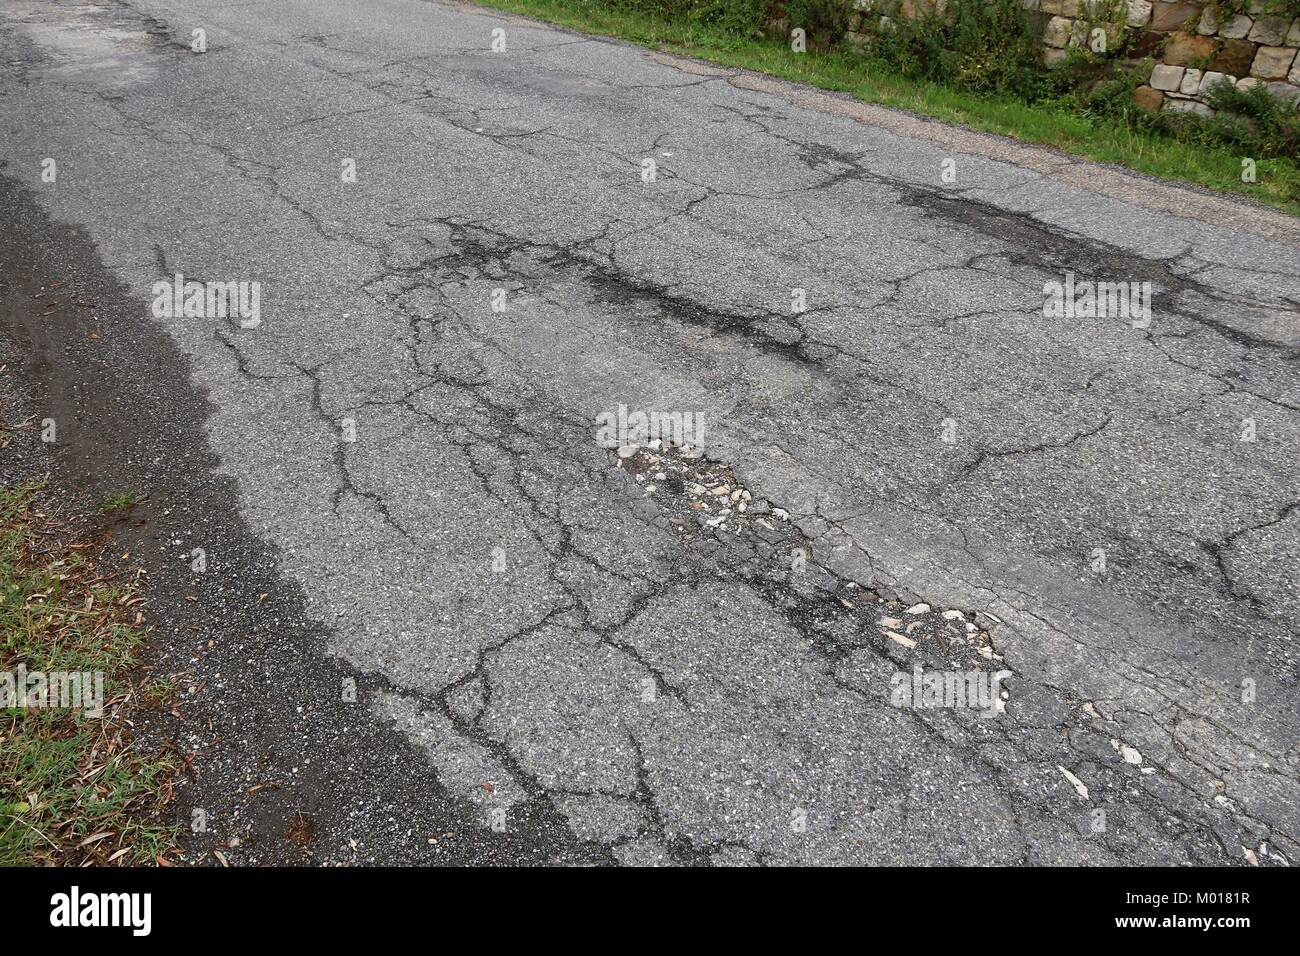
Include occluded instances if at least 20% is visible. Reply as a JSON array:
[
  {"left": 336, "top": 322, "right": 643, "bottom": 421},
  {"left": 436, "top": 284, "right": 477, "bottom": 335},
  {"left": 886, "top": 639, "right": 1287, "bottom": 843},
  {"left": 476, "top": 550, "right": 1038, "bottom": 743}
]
[
  {"left": 598, "top": 0, "right": 773, "bottom": 34},
  {"left": 1198, "top": 80, "right": 1300, "bottom": 159},
  {"left": 784, "top": 0, "right": 851, "bottom": 49},
  {"left": 1046, "top": 48, "right": 1145, "bottom": 117},
  {"left": 689, "top": 0, "right": 779, "bottom": 36},
  {"left": 867, "top": 0, "right": 1048, "bottom": 98}
]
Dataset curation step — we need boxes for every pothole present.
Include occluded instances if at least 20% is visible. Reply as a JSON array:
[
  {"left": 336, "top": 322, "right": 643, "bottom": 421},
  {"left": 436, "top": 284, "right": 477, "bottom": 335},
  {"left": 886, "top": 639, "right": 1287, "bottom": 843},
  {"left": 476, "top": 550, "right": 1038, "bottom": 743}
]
[
  {"left": 610, "top": 439, "right": 1007, "bottom": 686},
  {"left": 614, "top": 438, "right": 794, "bottom": 538}
]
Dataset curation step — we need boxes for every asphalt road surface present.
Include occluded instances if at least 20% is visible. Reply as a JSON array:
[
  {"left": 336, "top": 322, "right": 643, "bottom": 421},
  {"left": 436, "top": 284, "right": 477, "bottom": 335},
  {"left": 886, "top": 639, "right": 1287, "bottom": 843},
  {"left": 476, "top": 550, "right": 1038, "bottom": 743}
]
[{"left": 2, "top": 0, "right": 1298, "bottom": 866}]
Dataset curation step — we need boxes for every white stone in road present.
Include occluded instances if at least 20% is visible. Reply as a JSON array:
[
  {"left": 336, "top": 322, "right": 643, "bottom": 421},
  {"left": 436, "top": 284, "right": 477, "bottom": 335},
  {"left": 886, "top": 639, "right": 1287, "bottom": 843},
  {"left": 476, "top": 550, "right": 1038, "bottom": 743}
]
[{"left": 1058, "top": 766, "right": 1090, "bottom": 800}]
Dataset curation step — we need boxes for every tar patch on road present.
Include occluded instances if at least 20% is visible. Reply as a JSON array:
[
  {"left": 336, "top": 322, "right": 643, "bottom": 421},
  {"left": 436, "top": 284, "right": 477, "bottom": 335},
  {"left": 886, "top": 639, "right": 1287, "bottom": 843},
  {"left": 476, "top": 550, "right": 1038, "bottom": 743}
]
[{"left": 0, "top": 173, "right": 608, "bottom": 865}]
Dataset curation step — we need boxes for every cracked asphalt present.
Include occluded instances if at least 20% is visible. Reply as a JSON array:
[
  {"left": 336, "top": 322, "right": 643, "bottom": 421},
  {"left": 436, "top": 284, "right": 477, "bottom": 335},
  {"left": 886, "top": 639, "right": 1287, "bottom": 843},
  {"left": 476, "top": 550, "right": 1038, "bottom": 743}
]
[{"left": 2, "top": 0, "right": 1299, "bottom": 866}]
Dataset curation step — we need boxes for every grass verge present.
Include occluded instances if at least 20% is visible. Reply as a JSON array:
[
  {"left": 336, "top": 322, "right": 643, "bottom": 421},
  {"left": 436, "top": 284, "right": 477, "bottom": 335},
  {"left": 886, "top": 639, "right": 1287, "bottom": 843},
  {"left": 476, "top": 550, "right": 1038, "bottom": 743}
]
[
  {"left": 465, "top": 0, "right": 1300, "bottom": 215},
  {"left": 0, "top": 482, "right": 179, "bottom": 866}
]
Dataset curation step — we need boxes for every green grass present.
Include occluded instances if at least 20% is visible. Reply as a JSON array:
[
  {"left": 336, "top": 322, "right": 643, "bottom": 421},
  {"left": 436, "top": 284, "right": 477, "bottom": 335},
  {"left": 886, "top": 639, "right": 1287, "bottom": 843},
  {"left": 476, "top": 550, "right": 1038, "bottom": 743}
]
[
  {"left": 97, "top": 491, "right": 145, "bottom": 514},
  {"left": 1, "top": 483, "right": 178, "bottom": 866},
  {"left": 465, "top": 0, "right": 1300, "bottom": 215}
]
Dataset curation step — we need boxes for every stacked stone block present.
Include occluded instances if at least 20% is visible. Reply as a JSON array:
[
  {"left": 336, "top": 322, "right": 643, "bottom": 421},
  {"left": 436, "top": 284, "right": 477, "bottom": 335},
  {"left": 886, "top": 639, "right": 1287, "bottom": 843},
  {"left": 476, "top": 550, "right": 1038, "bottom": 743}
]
[
  {"left": 836, "top": 0, "right": 1300, "bottom": 115},
  {"left": 1125, "top": 2, "right": 1300, "bottom": 114}
]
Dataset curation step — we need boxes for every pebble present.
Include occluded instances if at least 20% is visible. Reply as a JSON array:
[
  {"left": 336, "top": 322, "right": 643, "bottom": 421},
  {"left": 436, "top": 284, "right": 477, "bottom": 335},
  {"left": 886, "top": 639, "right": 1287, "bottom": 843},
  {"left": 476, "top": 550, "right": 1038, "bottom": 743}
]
[
  {"left": 905, "top": 603, "right": 930, "bottom": 615},
  {"left": 1111, "top": 739, "right": 1142, "bottom": 764},
  {"left": 1057, "top": 766, "right": 1090, "bottom": 800},
  {"left": 617, "top": 445, "right": 638, "bottom": 458},
  {"left": 886, "top": 631, "right": 916, "bottom": 649}
]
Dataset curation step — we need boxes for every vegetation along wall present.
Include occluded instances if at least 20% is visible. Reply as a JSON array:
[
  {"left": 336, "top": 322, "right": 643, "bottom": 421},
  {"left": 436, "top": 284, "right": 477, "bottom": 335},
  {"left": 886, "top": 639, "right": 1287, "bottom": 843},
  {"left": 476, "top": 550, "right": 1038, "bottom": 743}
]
[{"left": 769, "top": 0, "right": 1300, "bottom": 116}]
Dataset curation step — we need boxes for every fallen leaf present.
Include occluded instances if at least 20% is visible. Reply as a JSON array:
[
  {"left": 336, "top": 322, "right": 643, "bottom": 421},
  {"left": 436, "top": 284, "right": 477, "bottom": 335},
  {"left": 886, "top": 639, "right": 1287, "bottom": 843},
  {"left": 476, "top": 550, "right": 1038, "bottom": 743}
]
[{"left": 287, "top": 812, "right": 315, "bottom": 847}]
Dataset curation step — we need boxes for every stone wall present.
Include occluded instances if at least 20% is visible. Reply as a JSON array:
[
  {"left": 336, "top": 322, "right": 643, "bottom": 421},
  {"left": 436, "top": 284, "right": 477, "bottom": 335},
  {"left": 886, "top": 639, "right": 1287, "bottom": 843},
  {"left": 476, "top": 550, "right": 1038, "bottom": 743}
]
[{"left": 838, "top": 0, "right": 1300, "bottom": 116}]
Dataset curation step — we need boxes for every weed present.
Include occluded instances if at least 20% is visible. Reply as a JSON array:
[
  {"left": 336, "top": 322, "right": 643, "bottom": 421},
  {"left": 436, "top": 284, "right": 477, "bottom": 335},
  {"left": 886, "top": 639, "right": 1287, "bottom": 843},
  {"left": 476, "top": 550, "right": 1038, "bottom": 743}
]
[
  {"left": 0, "top": 483, "right": 178, "bottom": 866},
  {"left": 97, "top": 491, "right": 145, "bottom": 514}
]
